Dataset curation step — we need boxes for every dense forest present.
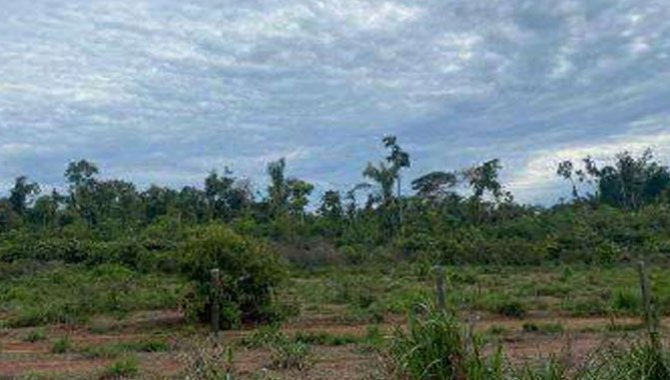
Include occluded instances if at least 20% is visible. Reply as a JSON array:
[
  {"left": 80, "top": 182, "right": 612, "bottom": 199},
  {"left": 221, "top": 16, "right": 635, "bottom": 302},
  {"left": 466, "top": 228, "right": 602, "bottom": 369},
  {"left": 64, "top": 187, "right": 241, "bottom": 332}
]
[{"left": 2, "top": 136, "right": 670, "bottom": 268}]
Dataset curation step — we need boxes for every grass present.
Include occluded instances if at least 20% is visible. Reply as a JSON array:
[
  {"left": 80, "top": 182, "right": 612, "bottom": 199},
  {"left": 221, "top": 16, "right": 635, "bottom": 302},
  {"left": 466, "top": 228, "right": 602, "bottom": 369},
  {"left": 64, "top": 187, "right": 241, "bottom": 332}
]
[
  {"left": 0, "top": 263, "right": 185, "bottom": 327},
  {"left": 99, "top": 356, "right": 140, "bottom": 379},
  {"left": 81, "top": 338, "right": 171, "bottom": 359},
  {"left": 283, "top": 264, "right": 670, "bottom": 322},
  {"left": 388, "top": 302, "right": 670, "bottom": 380},
  {"left": 22, "top": 328, "right": 46, "bottom": 343},
  {"left": 51, "top": 336, "right": 72, "bottom": 354},
  {"left": 6, "top": 262, "right": 670, "bottom": 378}
]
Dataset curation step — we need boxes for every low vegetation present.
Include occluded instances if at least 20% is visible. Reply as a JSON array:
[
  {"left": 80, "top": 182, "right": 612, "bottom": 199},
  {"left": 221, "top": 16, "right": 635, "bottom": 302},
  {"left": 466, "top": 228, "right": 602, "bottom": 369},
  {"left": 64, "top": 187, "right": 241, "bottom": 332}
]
[{"left": 3, "top": 138, "right": 670, "bottom": 377}]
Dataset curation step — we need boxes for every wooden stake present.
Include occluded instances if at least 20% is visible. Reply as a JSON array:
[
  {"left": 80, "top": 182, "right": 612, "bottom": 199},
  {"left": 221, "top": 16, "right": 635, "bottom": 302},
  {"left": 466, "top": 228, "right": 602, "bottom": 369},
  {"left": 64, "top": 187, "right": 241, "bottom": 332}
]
[
  {"left": 211, "top": 268, "right": 221, "bottom": 334},
  {"left": 637, "top": 260, "right": 659, "bottom": 350}
]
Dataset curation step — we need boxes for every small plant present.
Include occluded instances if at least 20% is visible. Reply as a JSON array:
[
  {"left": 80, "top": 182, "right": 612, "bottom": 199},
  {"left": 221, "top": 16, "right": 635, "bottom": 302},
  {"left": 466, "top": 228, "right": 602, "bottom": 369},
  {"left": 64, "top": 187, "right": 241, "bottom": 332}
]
[
  {"left": 23, "top": 329, "right": 46, "bottom": 343},
  {"left": 51, "top": 336, "right": 72, "bottom": 354},
  {"left": 611, "top": 288, "right": 641, "bottom": 314},
  {"left": 180, "top": 337, "right": 235, "bottom": 380},
  {"left": 270, "top": 338, "right": 311, "bottom": 371},
  {"left": 99, "top": 356, "right": 140, "bottom": 379}
]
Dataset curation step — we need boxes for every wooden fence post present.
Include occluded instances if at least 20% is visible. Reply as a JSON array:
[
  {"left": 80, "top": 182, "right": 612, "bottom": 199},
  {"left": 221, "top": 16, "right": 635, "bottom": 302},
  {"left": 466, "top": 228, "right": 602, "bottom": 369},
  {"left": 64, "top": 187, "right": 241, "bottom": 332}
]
[
  {"left": 637, "top": 259, "right": 659, "bottom": 350},
  {"left": 435, "top": 265, "right": 446, "bottom": 312},
  {"left": 211, "top": 268, "right": 221, "bottom": 335}
]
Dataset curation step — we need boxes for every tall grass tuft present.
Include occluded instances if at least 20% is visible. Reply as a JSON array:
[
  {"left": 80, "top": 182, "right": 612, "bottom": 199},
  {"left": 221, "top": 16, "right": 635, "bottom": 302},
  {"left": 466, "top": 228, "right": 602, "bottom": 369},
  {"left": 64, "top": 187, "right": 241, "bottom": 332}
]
[{"left": 389, "top": 302, "right": 503, "bottom": 380}]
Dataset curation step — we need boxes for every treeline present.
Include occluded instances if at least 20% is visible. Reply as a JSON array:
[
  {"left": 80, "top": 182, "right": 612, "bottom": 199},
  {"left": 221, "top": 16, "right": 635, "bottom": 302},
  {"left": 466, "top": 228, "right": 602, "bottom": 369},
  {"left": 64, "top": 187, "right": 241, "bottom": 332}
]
[{"left": 2, "top": 138, "right": 670, "bottom": 266}]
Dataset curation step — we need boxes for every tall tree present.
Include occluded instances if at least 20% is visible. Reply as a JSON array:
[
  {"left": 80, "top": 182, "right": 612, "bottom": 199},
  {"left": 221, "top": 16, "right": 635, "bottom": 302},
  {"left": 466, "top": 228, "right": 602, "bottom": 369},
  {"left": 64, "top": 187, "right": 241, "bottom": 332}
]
[
  {"left": 267, "top": 158, "right": 288, "bottom": 215},
  {"left": 9, "top": 176, "right": 40, "bottom": 216},
  {"left": 287, "top": 178, "right": 314, "bottom": 222},
  {"left": 383, "top": 135, "right": 411, "bottom": 199},
  {"left": 65, "top": 160, "right": 100, "bottom": 226},
  {"left": 318, "top": 190, "right": 343, "bottom": 221}
]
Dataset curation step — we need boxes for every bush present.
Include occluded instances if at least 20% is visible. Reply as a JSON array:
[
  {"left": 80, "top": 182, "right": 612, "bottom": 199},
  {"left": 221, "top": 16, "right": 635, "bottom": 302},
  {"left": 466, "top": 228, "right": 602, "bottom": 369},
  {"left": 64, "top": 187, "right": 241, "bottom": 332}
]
[{"left": 180, "top": 225, "right": 287, "bottom": 328}]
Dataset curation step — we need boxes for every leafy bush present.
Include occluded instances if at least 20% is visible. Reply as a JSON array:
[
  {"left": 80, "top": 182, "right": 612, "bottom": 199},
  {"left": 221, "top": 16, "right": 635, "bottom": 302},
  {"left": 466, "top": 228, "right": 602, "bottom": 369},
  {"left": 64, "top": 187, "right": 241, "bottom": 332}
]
[{"left": 180, "top": 225, "right": 287, "bottom": 328}]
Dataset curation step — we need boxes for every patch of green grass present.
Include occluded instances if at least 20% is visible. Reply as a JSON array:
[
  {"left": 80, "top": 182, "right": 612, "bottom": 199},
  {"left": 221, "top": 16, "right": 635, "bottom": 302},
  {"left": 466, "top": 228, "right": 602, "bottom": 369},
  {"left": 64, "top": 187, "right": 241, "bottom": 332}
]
[
  {"left": 51, "top": 336, "right": 72, "bottom": 354},
  {"left": 99, "top": 356, "right": 140, "bottom": 379},
  {"left": 611, "top": 288, "right": 641, "bottom": 315},
  {"left": 270, "top": 339, "right": 311, "bottom": 371},
  {"left": 22, "top": 328, "right": 46, "bottom": 343},
  {"left": 81, "top": 338, "right": 170, "bottom": 359},
  {"left": 0, "top": 264, "right": 185, "bottom": 328}
]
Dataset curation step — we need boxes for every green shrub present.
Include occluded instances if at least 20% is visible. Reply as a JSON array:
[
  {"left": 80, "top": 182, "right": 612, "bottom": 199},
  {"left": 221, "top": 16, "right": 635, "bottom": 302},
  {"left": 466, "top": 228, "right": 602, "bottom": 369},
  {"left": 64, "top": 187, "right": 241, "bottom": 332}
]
[{"left": 180, "top": 225, "right": 287, "bottom": 328}]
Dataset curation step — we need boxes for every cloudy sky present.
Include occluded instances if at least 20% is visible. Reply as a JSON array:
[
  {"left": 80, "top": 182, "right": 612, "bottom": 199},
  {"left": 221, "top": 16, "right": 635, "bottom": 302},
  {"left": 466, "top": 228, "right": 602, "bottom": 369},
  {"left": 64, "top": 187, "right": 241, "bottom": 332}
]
[{"left": 1, "top": 0, "right": 669, "bottom": 204}]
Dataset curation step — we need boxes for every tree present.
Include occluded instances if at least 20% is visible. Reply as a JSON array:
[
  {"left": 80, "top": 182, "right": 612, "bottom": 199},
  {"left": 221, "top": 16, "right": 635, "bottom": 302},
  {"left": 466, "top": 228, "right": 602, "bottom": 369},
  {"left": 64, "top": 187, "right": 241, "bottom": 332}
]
[
  {"left": 411, "top": 171, "right": 459, "bottom": 201},
  {"left": 557, "top": 160, "right": 579, "bottom": 199},
  {"left": 267, "top": 158, "right": 288, "bottom": 215},
  {"left": 362, "top": 162, "right": 396, "bottom": 207},
  {"left": 383, "top": 135, "right": 411, "bottom": 199},
  {"left": 65, "top": 160, "right": 100, "bottom": 226},
  {"left": 30, "top": 189, "right": 61, "bottom": 228},
  {"left": 558, "top": 149, "right": 670, "bottom": 210},
  {"left": 286, "top": 178, "right": 314, "bottom": 220},
  {"left": 205, "top": 169, "right": 249, "bottom": 221},
  {"left": 318, "top": 190, "right": 343, "bottom": 220},
  {"left": 9, "top": 176, "right": 40, "bottom": 216},
  {"left": 464, "top": 159, "right": 511, "bottom": 202}
]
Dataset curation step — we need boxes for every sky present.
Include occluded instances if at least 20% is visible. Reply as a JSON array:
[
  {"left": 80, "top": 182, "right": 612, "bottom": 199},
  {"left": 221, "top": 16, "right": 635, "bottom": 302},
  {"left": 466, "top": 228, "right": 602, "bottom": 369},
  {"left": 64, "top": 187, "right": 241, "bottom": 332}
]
[{"left": 1, "top": 0, "right": 670, "bottom": 204}]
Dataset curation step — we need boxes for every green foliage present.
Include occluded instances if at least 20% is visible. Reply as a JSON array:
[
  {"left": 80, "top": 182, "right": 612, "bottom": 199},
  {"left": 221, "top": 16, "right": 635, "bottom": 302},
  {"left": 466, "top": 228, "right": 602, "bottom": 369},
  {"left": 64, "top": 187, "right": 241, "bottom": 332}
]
[{"left": 180, "top": 225, "right": 287, "bottom": 328}]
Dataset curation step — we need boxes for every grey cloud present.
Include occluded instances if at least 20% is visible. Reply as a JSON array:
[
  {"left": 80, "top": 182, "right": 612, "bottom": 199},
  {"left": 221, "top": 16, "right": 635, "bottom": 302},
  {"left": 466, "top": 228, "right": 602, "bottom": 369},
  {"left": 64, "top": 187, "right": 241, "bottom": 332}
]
[{"left": 1, "top": 0, "right": 669, "bottom": 204}]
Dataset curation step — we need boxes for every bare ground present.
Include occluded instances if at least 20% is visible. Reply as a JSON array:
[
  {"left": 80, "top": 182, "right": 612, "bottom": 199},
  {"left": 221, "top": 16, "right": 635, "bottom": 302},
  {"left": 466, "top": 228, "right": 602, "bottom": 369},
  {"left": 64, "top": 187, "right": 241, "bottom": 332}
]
[{"left": 0, "top": 310, "right": 657, "bottom": 379}]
